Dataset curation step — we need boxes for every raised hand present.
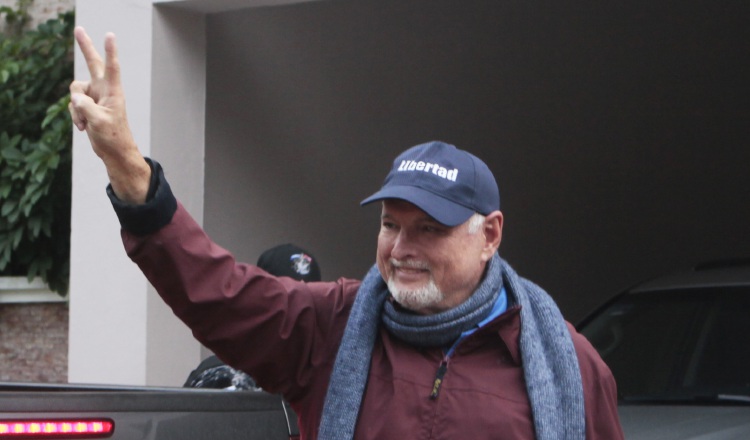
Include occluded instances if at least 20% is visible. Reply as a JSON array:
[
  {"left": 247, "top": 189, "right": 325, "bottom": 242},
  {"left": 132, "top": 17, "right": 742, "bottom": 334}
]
[{"left": 69, "top": 26, "right": 151, "bottom": 204}]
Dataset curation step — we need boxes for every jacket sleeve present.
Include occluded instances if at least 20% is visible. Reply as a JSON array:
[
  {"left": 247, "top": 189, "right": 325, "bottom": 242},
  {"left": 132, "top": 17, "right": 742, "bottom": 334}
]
[
  {"left": 109, "top": 160, "right": 358, "bottom": 401},
  {"left": 568, "top": 323, "right": 626, "bottom": 440},
  {"left": 107, "top": 158, "right": 177, "bottom": 236}
]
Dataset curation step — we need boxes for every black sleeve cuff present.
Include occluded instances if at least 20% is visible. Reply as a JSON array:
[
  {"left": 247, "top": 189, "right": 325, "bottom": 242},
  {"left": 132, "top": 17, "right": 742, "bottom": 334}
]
[{"left": 107, "top": 158, "right": 178, "bottom": 236}]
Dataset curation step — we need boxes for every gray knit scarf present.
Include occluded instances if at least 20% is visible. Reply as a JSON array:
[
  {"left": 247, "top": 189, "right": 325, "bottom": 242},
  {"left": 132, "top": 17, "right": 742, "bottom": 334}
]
[{"left": 317, "top": 254, "right": 586, "bottom": 440}]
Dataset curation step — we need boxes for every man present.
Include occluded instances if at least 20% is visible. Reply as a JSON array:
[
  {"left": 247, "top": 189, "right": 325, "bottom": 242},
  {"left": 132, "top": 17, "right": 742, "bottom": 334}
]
[
  {"left": 69, "top": 27, "right": 623, "bottom": 440},
  {"left": 184, "top": 243, "right": 322, "bottom": 390}
]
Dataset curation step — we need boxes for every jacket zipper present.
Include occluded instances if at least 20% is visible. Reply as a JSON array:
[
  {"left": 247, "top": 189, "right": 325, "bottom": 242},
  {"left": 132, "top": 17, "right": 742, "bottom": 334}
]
[
  {"left": 430, "top": 334, "right": 467, "bottom": 400},
  {"left": 429, "top": 356, "right": 450, "bottom": 400}
]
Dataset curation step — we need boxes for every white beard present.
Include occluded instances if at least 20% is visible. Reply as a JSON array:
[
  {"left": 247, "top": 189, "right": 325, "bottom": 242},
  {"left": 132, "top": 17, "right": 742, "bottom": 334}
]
[{"left": 387, "top": 274, "right": 444, "bottom": 312}]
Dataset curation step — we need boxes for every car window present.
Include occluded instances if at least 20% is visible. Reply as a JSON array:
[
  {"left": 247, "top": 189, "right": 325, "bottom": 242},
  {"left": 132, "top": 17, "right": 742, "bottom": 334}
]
[{"left": 579, "top": 286, "right": 750, "bottom": 402}]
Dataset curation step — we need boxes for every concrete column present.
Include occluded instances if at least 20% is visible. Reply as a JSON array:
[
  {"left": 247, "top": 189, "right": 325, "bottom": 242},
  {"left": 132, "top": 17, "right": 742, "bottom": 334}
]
[
  {"left": 68, "top": 0, "right": 205, "bottom": 386},
  {"left": 146, "top": 6, "right": 207, "bottom": 386}
]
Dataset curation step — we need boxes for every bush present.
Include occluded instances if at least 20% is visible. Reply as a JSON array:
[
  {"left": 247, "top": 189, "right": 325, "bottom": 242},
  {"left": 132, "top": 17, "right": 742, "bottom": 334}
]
[{"left": 0, "top": 7, "right": 74, "bottom": 295}]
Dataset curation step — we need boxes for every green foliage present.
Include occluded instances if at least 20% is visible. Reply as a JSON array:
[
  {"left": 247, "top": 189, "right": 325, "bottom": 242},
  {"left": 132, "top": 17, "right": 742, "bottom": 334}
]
[{"left": 0, "top": 7, "right": 74, "bottom": 295}]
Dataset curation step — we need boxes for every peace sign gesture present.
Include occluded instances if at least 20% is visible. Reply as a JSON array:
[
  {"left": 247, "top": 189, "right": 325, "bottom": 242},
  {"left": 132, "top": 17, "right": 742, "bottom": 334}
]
[{"left": 69, "top": 26, "right": 150, "bottom": 204}]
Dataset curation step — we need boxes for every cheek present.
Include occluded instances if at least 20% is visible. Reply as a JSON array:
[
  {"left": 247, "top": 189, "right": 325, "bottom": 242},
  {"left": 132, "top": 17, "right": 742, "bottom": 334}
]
[
  {"left": 377, "top": 230, "right": 397, "bottom": 253},
  {"left": 376, "top": 234, "right": 391, "bottom": 273},
  {"left": 376, "top": 234, "right": 386, "bottom": 257},
  {"left": 435, "top": 242, "right": 482, "bottom": 285}
]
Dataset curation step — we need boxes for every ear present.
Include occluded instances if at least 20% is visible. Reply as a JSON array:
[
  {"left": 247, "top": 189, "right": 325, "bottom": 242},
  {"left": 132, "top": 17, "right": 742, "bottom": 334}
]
[{"left": 480, "top": 211, "right": 503, "bottom": 261}]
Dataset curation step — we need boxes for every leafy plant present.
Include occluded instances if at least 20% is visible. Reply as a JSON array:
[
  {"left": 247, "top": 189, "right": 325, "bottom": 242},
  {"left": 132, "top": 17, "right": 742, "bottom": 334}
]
[{"left": 0, "top": 6, "right": 74, "bottom": 295}]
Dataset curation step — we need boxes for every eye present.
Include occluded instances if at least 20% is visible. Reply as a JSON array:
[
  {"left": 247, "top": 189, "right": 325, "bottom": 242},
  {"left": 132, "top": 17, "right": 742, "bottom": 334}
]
[
  {"left": 421, "top": 224, "right": 444, "bottom": 234},
  {"left": 381, "top": 220, "right": 397, "bottom": 230}
]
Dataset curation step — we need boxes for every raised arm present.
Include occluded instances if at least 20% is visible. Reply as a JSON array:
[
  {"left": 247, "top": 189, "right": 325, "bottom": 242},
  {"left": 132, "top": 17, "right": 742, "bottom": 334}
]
[{"left": 68, "top": 26, "right": 151, "bottom": 204}]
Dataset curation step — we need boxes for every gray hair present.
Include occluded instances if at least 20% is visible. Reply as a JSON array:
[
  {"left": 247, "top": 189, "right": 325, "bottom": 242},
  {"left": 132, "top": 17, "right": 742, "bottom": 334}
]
[{"left": 467, "top": 213, "right": 486, "bottom": 235}]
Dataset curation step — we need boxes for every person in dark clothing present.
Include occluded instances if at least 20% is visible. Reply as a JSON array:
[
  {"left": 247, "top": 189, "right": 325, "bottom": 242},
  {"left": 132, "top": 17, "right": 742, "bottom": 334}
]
[
  {"left": 183, "top": 354, "right": 259, "bottom": 390},
  {"left": 183, "top": 243, "right": 322, "bottom": 390}
]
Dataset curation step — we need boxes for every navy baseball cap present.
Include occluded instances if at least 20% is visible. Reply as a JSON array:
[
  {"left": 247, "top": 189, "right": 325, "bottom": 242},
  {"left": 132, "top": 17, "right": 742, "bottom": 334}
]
[{"left": 361, "top": 141, "right": 500, "bottom": 227}]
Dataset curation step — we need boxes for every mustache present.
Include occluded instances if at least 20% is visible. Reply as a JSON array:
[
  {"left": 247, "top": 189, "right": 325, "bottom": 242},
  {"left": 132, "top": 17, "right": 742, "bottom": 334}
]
[{"left": 390, "top": 259, "right": 430, "bottom": 270}]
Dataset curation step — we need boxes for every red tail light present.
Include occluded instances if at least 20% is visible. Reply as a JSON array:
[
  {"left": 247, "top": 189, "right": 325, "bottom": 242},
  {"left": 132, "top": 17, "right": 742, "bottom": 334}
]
[{"left": 0, "top": 419, "right": 114, "bottom": 438}]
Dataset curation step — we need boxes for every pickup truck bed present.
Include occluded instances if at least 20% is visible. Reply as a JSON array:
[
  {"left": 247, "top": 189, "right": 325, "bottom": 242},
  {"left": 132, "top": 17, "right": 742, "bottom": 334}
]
[{"left": 0, "top": 382, "right": 299, "bottom": 439}]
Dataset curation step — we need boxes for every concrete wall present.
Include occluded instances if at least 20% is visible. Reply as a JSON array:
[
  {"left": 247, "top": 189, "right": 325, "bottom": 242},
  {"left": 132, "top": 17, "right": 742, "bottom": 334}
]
[
  {"left": 202, "top": 0, "right": 750, "bottom": 322},
  {"left": 70, "top": 0, "right": 163, "bottom": 386}
]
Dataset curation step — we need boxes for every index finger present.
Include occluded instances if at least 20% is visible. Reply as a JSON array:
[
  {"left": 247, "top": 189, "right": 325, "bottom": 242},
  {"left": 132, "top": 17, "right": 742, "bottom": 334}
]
[{"left": 74, "top": 26, "right": 104, "bottom": 79}]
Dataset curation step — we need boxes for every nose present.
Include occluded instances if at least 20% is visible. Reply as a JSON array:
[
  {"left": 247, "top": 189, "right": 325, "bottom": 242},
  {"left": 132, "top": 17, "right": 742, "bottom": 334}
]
[{"left": 390, "top": 229, "right": 416, "bottom": 261}]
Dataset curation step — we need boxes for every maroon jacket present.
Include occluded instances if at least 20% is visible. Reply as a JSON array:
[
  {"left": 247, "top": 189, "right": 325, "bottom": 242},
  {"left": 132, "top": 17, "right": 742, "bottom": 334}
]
[{"left": 121, "top": 201, "right": 623, "bottom": 440}]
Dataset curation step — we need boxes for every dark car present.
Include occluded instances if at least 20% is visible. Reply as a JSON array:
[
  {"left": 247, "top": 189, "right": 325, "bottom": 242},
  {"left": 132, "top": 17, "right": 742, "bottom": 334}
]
[{"left": 577, "top": 259, "right": 750, "bottom": 440}]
